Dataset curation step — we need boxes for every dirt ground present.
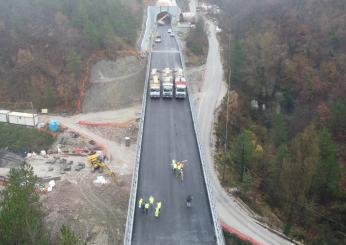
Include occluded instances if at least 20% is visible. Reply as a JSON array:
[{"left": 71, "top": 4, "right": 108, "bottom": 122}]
[
  {"left": 82, "top": 56, "right": 146, "bottom": 113},
  {"left": 14, "top": 126, "right": 134, "bottom": 244},
  {"left": 43, "top": 172, "right": 131, "bottom": 244}
]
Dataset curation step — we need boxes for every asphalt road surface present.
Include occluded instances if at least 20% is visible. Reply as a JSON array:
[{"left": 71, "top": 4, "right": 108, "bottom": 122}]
[{"left": 131, "top": 25, "right": 218, "bottom": 245}]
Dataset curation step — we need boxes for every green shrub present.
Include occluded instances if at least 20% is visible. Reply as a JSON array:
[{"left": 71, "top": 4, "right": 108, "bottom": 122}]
[{"left": 0, "top": 123, "right": 54, "bottom": 152}]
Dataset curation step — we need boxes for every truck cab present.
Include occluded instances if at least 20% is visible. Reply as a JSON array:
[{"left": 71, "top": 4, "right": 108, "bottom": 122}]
[
  {"left": 175, "top": 81, "right": 187, "bottom": 98},
  {"left": 150, "top": 82, "right": 161, "bottom": 98},
  {"left": 149, "top": 69, "right": 161, "bottom": 98},
  {"left": 161, "top": 68, "right": 173, "bottom": 98},
  {"left": 174, "top": 68, "right": 187, "bottom": 99},
  {"left": 162, "top": 77, "right": 173, "bottom": 98}
]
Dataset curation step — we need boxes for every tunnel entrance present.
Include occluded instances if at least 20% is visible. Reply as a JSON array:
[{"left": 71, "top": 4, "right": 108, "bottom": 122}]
[{"left": 156, "top": 11, "right": 172, "bottom": 26}]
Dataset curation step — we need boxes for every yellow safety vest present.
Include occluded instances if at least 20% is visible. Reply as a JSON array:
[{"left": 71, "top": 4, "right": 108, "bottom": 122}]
[
  {"left": 149, "top": 196, "right": 154, "bottom": 204},
  {"left": 155, "top": 207, "right": 160, "bottom": 217},
  {"left": 138, "top": 198, "right": 143, "bottom": 207}
]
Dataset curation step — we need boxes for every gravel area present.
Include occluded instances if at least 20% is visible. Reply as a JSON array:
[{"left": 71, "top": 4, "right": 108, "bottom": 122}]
[{"left": 82, "top": 56, "right": 146, "bottom": 113}]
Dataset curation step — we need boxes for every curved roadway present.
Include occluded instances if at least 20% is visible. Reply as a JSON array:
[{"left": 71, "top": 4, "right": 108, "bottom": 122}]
[{"left": 131, "top": 25, "right": 218, "bottom": 245}]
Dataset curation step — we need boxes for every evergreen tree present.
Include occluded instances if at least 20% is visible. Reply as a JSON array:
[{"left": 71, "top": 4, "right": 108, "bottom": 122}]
[
  {"left": 280, "top": 125, "right": 319, "bottom": 234},
  {"left": 312, "top": 127, "right": 340, "bottom": 203},
  {"left": 272, "top": 113, "right": 288, "bottom": 146},
  {"left": 267, "top": 144, "right": 291, "bottom": 206},
  {"left": 231, "top": 129, "right": 254, "bottom": 181},
  {"left": 230, "top": 40, "right": 244, "bottom": 85},
  {"left": 328, "top": 99, "right": 346, "bottom": 140},
  {"left": 0, "top": 164, "right": 48, "bottom": 245}
]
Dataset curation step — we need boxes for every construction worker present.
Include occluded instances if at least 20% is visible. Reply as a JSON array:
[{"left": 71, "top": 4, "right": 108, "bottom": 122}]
[
  {"left": 149, "top": 195, "right": 155, "bottom": 207},
  {"left": 144, "top": 202, "right": 150, "bottom": 215},
  {"left": 171, "top": 159, "right": 177, "bottom": 173},
  {"left": 138, "top": 198, "right": 144, "bottom": 209},
  {"left": 154, "top": 206, "right": 160, "bottom": 218},
  {"left": 156, "top": 201, "right": 162, "bottom": 210},
  {"left": 176, "top": 164, "right": 182, "bottom": 177}
]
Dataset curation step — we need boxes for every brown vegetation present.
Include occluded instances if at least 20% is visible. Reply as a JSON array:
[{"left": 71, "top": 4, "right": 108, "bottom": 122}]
[
  {"left": 213, "top": 0, "right": 346, "bottom": 243},
  {"left": 0, "top": 0, "right": 141, "bottom": 112}
]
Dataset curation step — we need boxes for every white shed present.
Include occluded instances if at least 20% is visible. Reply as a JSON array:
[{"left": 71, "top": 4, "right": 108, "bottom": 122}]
[
  {"left": 8, "top": 112, "right": 39, "bottom": 127},
  {"left": 0, "top": 110, "right": 10, "bottom": 123}
]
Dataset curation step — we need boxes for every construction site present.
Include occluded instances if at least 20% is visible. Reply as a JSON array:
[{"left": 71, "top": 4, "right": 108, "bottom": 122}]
[{"left": 0, "top": 54, "right": 144, "bottom": 244}]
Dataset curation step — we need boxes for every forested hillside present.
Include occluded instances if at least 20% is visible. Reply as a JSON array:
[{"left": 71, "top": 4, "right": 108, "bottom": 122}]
[
  {"left": 0, "top": 0, "right": 141, "bottom": 111},
  {"left": 213, "top": 0, "right": 346, "bottom": 244}
]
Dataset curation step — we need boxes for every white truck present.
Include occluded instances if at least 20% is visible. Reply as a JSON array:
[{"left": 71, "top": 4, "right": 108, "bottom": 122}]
[
  {"left": 149, "top": 69, "right": 161, "bottom": 98},
  {"left": 161, "top": 68, "right": 174, "bottom": 98},
  {"left": 174, "top": 68, "right": 187, "bottom": 99}
]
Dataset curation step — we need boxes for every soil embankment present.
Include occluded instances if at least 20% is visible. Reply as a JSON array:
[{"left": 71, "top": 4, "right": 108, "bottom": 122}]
[{"left": 82, "top": 56, "right": 145, "bottom": 113}]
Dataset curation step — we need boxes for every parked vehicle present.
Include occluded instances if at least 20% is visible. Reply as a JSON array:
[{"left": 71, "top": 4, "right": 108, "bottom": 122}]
[
  {"left": 174, "top": 68, "right": 187, "bottom": 99},
  {"left": 162, "top": 68, "right": 173, "bottom": 98},
  {"left": 155, "top": 35, "right": 161, "bottom": 43},
  {"left": 149, "top": 69, "right": 161, "bottom": 98}
]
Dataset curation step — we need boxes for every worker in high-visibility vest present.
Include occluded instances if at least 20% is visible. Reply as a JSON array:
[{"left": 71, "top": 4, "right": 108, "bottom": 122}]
[
  {"left": 171, "top": 159, "right": 177, "bottom": 173},
  {"left": 156, "top": 201, "right": 161, "bottom": 209},
  {"left": 149, "top": 196, "right": 154, "bottom": 207},
  {"left": 144, "top": 202, "right": 150, "bottom": 215},
  {"left": 138, "top": 198, "right": 144, "bottom": 209},
  {"left": 176, "top": 164, "right": 182, "bottom": 178},
  {"left": 154, "top": 206, "right": 160, "bottom": 218}
]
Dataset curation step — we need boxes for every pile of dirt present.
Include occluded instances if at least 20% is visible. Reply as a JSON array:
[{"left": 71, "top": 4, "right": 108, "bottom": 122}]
[
  {"left": 82, "top": 56, "right": 146, "bottom": 113},
  {"left": 85, "top": 122, "right": 139, "bottom": 145}
]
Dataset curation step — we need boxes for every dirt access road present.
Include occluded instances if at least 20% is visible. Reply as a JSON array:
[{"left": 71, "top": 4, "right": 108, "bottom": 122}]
[{"left": 48, "top": 106, "right": 140, "bottom": 176}]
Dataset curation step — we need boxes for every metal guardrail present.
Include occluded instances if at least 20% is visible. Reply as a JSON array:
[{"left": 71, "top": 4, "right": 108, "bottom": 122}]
[
  {"left": 123, "top": 48, "right": 152, "bottom": 245},
  {"left": 174, "top": 31, "right": 225, "bottom": 245}
]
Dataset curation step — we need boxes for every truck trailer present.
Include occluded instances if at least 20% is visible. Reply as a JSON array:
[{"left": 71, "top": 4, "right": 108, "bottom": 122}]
[{"left": 149, "top": 69, "right": 161, "bottom": 98}]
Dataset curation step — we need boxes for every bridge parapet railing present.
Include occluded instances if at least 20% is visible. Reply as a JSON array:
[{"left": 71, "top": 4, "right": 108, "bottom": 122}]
[{"left": 123, "top": 44, "right": 152, "bottom": 245}]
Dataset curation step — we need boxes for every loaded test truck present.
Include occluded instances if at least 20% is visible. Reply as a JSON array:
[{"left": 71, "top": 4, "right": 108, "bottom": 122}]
[
  {"left": 174, "top": 68, "right": 187, "bottom": 99},
  {"left": 149, "top": 69, "right": 161, "bottom": 98},
  {"left": 162, "top": 68, "right": 174, "bottom": 98}
]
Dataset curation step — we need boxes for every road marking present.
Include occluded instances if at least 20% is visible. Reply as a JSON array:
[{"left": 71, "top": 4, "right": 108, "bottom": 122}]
[{"left": 151, "top": 50, "right": 180, "bottom": 53}]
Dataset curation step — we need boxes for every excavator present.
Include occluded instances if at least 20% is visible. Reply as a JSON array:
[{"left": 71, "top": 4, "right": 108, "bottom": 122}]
[{"left": 87, "top": 153, "right": 116, "bottom": 179}]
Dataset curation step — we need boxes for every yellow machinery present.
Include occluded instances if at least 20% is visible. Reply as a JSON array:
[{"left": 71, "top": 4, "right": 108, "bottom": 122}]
[{"left": 87, "top": 154, "right": 116, "bottom": 178}]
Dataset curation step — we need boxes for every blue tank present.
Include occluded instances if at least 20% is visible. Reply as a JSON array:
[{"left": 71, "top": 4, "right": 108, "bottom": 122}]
[{"left": 48, "top": 120, "right": 59, "bottom": 132}]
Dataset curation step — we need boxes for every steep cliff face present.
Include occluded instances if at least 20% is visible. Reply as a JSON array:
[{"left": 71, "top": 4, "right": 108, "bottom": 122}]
[{"left": 0, "top": 0, "right": 141, "bottom": 112}]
